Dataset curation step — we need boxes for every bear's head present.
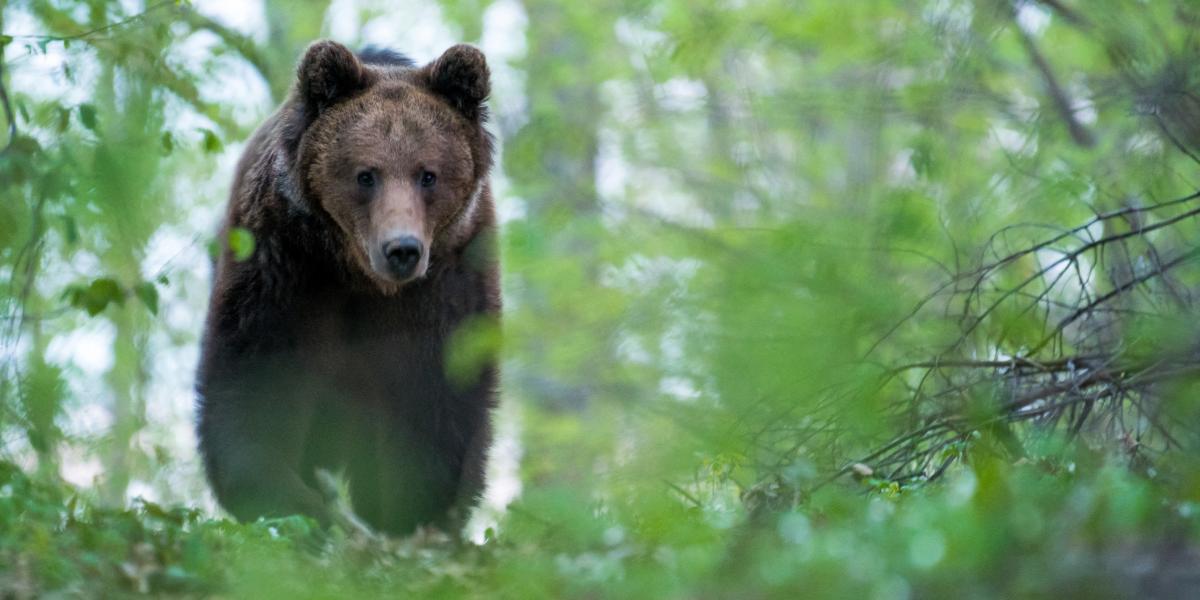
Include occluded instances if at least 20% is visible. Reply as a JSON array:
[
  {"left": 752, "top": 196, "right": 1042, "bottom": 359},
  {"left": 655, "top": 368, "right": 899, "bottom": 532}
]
[{"left": 291, "top": 40, "right": 492, "bottom": 292}]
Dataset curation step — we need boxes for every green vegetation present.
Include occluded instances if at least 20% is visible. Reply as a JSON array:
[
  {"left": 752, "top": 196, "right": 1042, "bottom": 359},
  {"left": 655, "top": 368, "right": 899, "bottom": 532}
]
[{"left": 2, "top": 0, "right": 1199, "bottom": 597}]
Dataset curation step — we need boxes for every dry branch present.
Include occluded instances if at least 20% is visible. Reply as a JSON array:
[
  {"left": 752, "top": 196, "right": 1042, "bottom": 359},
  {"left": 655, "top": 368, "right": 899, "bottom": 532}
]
[{"left": 826, "top": 189, "right": 1200, "bottom": 488}]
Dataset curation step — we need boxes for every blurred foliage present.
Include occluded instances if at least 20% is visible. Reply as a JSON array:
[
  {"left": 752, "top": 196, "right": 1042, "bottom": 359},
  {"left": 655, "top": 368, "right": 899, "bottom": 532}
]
[
  {"left": 2, "top": 0, "right": 1200, "bottom": 597},
  {"left": 1, "top": 452, "right": 1197, "bottom": 597}
]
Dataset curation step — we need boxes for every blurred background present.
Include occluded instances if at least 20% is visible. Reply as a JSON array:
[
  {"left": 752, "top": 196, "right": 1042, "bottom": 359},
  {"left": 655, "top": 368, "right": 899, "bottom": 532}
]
[{"left": 2, "top": 0, "right": 1200, "bottom": 597}]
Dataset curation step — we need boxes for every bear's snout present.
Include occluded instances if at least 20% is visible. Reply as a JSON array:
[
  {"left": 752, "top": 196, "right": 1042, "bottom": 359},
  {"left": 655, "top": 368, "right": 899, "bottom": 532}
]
[{"left": 382, "top": 235, "right": 424, "bottom": 280}]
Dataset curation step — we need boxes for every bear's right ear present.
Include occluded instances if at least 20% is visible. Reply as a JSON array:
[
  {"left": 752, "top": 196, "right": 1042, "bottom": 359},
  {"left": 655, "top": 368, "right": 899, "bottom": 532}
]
[{"left": 297, "top": 41, "right": 370, "bottom": 115}]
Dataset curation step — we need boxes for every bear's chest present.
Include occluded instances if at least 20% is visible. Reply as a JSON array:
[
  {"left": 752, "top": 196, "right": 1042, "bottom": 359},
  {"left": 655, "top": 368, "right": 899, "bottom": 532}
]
[
  {"left": 294, "top": 294, "right": 433, "bottom": 382},
  {"left": 285, "top": 271, "right": 486, "bottom": 407}
]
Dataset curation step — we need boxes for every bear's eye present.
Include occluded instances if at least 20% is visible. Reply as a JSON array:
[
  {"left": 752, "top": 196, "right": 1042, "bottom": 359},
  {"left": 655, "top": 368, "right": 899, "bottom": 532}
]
[
  {"left": 356, "top": 171, "right": 376, "bottom": 188},
  {"left": 419, "top": 170, "right": 437, "bottom": 188}
]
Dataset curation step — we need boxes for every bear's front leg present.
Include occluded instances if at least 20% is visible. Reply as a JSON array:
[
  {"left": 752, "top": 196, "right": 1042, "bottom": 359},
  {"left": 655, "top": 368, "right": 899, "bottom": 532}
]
[
  {"left": 444, "top": 423, "right": 493, "bottom": 534},
  {"left": 198, "top": 377, "right": 331, "bottom": 527},
  {"left": 211, "top": 446, "right": 330, "bottom": 526}
]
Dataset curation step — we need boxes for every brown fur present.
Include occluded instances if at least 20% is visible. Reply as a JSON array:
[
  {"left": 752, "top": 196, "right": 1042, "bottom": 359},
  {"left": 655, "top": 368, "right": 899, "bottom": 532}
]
[{"left": 196, "top": 41, "right": 499, "bottom": 535}]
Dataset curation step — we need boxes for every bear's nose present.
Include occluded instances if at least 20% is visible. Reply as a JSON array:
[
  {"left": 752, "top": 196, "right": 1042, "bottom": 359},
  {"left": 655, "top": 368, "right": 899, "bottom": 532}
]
[{"left": 382, "top": 236, "right": 423, "bottom": 279}]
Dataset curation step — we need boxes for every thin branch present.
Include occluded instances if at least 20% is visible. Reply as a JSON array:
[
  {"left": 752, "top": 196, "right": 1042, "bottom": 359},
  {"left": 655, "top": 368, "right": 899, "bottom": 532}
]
[
  {"left": 1153, "top": 112, "right": 1200, "bottom": 166},
  {"left": 1029, "top": 246, "right": 1200, "bottom": 354},
  {"left": 1009, "top": 1, "right": 1096, "bottom": 147},
  {"left": 178, "top": 6, "right": 271, "bottom": 82},
  {"left": 865, "top": 190, "right": 1200, "bottom": 358},
  {"left": 890, "top": 355, "right": 1106, "bottom": 374},
  {"left": 1, "top": 1, "right": 178, "bottom": 43},
  {"left": 663, "top": 479, "right": 703, "bottom": 509},
  {"left": 1032, "top": 0, "right": 1090, "bottom": 29}
]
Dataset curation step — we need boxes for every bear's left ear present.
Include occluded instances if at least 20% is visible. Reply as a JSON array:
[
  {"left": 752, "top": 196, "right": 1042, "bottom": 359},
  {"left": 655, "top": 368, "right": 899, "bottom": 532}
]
[
  {"left": 426, "top": 44, "right": 490, "bottom": 121},
  {"left": 297, "top": 40, "right": 371, "bottom": 116}
]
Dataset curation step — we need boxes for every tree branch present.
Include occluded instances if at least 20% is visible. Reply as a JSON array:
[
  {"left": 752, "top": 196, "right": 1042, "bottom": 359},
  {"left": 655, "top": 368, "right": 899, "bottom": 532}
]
[
  {"left": 177, "top": 6, "right": 272, "bottom": 84},
  {"left": 1009, "top": 2, "right": 1096, "bottom": 147},
  {"left": 2, "top": 0, "right": 177, "bottom": 43}
]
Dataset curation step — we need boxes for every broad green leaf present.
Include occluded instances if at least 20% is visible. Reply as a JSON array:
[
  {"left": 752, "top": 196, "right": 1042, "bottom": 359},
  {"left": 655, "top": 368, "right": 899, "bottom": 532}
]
[
  {"left": 445, "top": 316, "right": 502, "bottom": 388},
  {"left": 56, "top": 107, "right": 70, "bottom": 133},
  {"left": 202, "top": 129, "right": 223, "bottom": 153},
  {"left": 65, "top": 277, "right": 125, "bottom": 316},
  {"left": 60, "top": 215, "right": 78, "bottom": 245},
  {"left": 134, "top": 281, "right": 159, "bottom": 315},
  {"left": 228, "top": 227, "right": 255, "bottom": 261},
  {"left": 78, "top": 104, "right": 97, "bottom": 131}
]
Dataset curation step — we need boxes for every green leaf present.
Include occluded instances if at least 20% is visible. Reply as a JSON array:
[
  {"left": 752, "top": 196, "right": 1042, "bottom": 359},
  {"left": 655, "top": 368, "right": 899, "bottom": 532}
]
[
  {"left": 56, "top": 107, "right": 71, "bottom": 133},
  {"left": 60, "top": 215, "right": 79, "bottom": 246},
  {"left": 0, "top": 34, "right": 13, "bottom": 48},
  {"left": 202, "top": 129, "right": 223, "bottom": 154},
  {"left": 65, "top": 277, "right": 125, "bottom": 316},
  {"left": 134, "top": 281, "right": 159, "bottom": 315},
  {"left": 161, "top": 132, "right": 174, "bottom": 156},
  {"left": 78, "top": 104, "right": 98, "bottom": 131},
  {"left": 228, "top": 227, "right": 255, "bottom": 262},
  {"left": 139, "top": 498, "right": 181, "bottom": 524},
  {"left": 445, "top": 316, "right": 502, "bottom": 388},
  {"left": 91, "top": 277, "right": 122, "bottom": 301}
]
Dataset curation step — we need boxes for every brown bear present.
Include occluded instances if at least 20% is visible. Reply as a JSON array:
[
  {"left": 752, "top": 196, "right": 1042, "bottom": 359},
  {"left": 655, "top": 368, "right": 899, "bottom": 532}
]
[{"left": 195, "top": 40, "right": 499, "bottom": 536}]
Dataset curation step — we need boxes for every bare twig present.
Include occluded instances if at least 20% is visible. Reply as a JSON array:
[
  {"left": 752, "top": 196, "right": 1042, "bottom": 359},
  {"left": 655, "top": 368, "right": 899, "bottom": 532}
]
[
  {"left": 815, "top": 181, "right": 1200, "bottom": 493},
  {"left": 1, "top": 0, "right": 177, "bottom": 43}
]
